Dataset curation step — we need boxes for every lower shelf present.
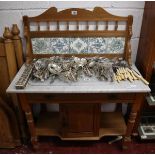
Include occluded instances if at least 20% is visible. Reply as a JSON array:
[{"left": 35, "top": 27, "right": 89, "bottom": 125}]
[
  {"left": 100, "top": 112, "right": 126, "bottom": 136},
  {"left": 35, "top": 112, "right": 126, "bottom": 140},
  {"left": 35, "top": 112, "right": 60, "bottom": 137}
]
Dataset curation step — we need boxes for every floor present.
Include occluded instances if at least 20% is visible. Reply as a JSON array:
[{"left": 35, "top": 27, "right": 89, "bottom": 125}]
[{"left": 0, "top": 137, "right": 155, "bottom": 154}]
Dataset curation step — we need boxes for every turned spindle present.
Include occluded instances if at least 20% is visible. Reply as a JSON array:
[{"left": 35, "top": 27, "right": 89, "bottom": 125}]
[
  {"left": 3, "top": 27, "right": 21, "bottom": 114},
  {"left": 12, "top": 24, "right": 24, "bottom": 69},
  {"left": 3, "top": 27, "right": 17, "bottom": 81},
  {"left": 24, "top": 26, "right": 32, "bottom": 64}
]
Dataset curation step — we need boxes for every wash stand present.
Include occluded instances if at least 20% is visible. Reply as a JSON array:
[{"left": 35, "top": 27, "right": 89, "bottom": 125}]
[{"left": 7, "top": 7, "right": 150, "bottom": 149}]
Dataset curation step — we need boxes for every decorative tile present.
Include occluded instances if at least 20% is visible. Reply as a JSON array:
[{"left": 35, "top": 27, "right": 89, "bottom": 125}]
[
  {"left": 106, "top": 37, "right": 125, "bottom": 53},
  {"left": 49, "top": 38, "right": 70, "bottom": 54},
  {"left": 31, "top": 38, "right": 70, "bottom": 54},
  {"left": 70, "top": 38, "right": 88, "bottom": 54},
  {"left": 32, "top": 38, "right": 48, "bottom": 54},
  {"left": 88, "top": 37, "right": 107, "bottom": 53},
  {"left": 31, "top": 37, "right": 125, "bottom": 54}
]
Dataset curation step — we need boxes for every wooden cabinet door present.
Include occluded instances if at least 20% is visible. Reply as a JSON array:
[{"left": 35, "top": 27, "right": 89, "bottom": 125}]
[{"left": 60, "top": 103, "right": 100, "bottom": 138}]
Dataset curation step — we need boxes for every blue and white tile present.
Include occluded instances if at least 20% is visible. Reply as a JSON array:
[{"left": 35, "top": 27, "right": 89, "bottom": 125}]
[
  {"left": 88, "top": 37, "right": 107, "bottom": 53},
  {"left": 70, "top": 38, "right": 88, "bottom": 54},
  {"left": 31, "top": 37, "right": 70, "bottom": 54},
  {"left": 49, "top": 38, "right": 70, "bottom": 54},
  {"left": 106, "top": 37, "right": 125, "bottom": 53},
  {"left": 31, "top": 37, "right": 125, "bottom": 54},
  {"left": 32, "top": 38, "right": 49, "bottom": 54}
]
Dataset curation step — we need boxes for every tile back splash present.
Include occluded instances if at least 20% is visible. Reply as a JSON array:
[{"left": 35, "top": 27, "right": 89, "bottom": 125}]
[{"left": 32, "top": 37, "right": 125, "bottom": 54}]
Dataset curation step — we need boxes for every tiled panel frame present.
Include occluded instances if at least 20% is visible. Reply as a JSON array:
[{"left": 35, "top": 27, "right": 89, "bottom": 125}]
[{"left": 31, "top": 37, "right": 125, "bottom": 54}]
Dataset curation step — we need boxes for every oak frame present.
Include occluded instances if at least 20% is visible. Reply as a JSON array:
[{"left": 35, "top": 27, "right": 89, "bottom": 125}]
[{"left": 23, "top": 7, "right": 133, "bottom": 65}]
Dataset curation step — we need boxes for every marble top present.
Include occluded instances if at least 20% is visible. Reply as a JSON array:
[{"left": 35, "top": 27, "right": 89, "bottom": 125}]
[{"left": 7, "top": 64, "right": 151, "bottom": 94}]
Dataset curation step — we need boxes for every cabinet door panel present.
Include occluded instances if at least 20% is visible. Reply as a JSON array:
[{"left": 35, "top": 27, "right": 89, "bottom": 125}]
[{"left": 60, "top": 103, "right": 100, "bottom": 138}]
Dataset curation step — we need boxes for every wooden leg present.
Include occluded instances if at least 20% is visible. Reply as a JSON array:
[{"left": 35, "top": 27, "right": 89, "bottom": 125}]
[
  {"left": 132, "top": 96, "right": 145, "bottom": 135},
  {"left": 18, "top": 94, "right": 38, "bottom": 149},
  {"left": 122, "top": 93, "right": 145, "bottom": 149}
]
